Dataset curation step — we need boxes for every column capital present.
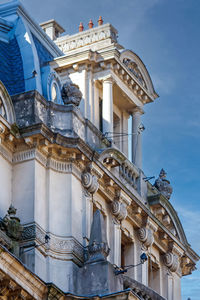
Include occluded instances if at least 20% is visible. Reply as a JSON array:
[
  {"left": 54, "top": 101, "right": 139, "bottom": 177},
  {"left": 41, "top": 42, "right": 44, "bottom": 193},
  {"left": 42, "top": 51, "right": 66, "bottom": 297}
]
[
  {"left": 102, "top": 75, "right": 115, "bottom": 84},
  {"left": 130, "top": 106, "right": 144, "bottom": 115}
]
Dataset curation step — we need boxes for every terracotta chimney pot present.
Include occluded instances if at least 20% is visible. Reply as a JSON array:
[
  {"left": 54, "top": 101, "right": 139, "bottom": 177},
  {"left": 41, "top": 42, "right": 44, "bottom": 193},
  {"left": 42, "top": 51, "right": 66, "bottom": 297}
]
[
  {"left": 98, "top": 16, "right": 103, "bottom": 26},
  {"left": 88, "top": 19, "right": 94, "bottom": 29},
  {"left": 79, "top": 22, "right": 84, "bottom": 32}
]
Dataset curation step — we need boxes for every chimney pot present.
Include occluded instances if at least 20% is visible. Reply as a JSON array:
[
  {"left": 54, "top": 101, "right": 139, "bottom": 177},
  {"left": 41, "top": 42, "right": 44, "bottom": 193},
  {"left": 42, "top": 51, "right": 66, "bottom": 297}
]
[
  {"left": 88, "top": 19, "right": 94, "bottom": 29},
  {"left": 98, "top": 16, "right": 103, "bottom": 26},
  {"left": 79, "top": 22, "right": 84, "bottom": 32}
]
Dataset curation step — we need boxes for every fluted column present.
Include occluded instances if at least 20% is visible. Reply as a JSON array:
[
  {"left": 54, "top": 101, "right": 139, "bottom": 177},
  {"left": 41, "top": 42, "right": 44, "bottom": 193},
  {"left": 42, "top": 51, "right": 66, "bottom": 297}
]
[
  {"left": 102, "top": 76, "right": 114, "bottom": 135},
  {"left": 131, "top": 107, "right": 144, "bottom": 169}
]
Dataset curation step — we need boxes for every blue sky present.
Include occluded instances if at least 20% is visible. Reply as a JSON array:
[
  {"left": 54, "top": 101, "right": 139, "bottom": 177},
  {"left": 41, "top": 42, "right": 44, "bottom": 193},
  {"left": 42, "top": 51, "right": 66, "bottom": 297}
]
[{"left": 2, "top": 0, "right": 200, "bottom": 298}]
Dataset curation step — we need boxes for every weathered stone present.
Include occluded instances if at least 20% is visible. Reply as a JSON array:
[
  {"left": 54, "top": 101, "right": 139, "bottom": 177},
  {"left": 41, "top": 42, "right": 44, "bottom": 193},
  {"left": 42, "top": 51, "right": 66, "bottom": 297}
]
[
  {"left": 61, "top": 81, "right": 82, "bottom": 106},
  {"left": 154, "top": 169, "right": 173, "bottom": 200},
  {"left": 86, "top": 210, "right": 110, "bottom": 264}
]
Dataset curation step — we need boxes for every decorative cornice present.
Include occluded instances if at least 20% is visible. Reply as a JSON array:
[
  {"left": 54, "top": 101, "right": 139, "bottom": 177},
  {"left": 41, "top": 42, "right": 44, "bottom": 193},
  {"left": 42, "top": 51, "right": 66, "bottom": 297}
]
[
  {"left": 0, "top": 244, "right": 47, "bottom": 299},
  {"left": 22, "top": 223, "right": 84, "bottom": 265}
]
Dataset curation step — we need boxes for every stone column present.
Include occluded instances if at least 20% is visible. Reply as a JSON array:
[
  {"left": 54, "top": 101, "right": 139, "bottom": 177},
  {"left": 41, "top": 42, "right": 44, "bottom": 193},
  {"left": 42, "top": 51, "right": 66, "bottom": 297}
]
[
  {"left": 102, "top": 76, "right": 114, "bottom": 135},
  {"left": 131, "top": 107, "right": 144, "bottom": 169}
]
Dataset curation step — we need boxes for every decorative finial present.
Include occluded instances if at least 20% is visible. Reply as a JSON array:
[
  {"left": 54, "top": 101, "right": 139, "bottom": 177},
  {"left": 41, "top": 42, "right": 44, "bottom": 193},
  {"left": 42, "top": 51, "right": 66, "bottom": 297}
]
[
  {"left": 88, "top": 19, "right": 94, "bottom": 29},
  {"left": 79, "top": 22, "right": 84, "bottom": 32},
  {"left": 98, "top": 16, "right": 103, "bottom": 26}
]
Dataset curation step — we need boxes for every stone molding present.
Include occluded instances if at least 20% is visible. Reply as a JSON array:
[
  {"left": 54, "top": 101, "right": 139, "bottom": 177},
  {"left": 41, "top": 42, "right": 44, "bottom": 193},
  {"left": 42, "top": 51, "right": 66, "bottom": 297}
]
[
  {"left": 22, "top": 223, "right": 84, "bottom": 264},
  {"left": 0, "top": 143, "right": 12, "bottom": 163},
  {"left": 0, "top": 244, "right": 47, "bottom": 299},
  {"left": 12, "top": 148, "right": 82, "bottom": 178}
]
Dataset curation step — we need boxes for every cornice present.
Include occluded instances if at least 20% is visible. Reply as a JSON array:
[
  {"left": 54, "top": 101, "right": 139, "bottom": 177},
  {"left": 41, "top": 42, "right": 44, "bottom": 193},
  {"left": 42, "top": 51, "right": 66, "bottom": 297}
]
[
  {"left": 21, "top": 223, "right": 84, "bottom": 266},
  {"left": 0, "top": 243, "right": 47, "bottom": 299}
]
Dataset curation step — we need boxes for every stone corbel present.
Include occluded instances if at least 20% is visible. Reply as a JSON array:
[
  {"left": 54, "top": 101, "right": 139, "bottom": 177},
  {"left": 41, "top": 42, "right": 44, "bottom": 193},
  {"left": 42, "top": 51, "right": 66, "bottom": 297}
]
[
  {"left": 163, "top": 242, "right": 184, "bottom": 274},
  {"left": 138, "top": 217, "right": 158, "bottom": 248},
  {"left": 81, "top": 162, "right": 103, "bottom": 195},
  {"left": 138, "top": 227, "right": 154, "bottom": 248},
  {"left": 110, "top": 189, "right": 131, "bottom": 222},
  {"left": 111, "top": 200, "right": 127, "bottom": 221},
  {"left": 181, "top": 256, "right": 196, "bottom": 276},
  {"left": 82, "top": 172, "right": 99, "bottom": 194},
  {"left": 163, "top": 252, "right": 179, "bottom": 273}
]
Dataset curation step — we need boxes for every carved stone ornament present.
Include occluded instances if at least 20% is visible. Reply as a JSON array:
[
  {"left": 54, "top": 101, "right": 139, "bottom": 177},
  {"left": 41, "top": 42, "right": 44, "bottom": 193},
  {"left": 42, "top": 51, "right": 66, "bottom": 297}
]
[
  {"left": 81, "top": 172, "right": 99, "bottom": 194},
  {"left": 0, "top": 205, "right": 23, "bottom": 241},
  {"left": 123, "top": 58, "right": 146, "bottom": 88},
  {"left": 111, "top": 200, "right": 127, "bottom": 221},
  {"left": 154, "top": 168, "right": 173, "bottom": 200},
  {"left": 61, "top": 80, "right": 82, "bottom": 106},
  {"left": 163, "top": 252, "right": 179, "bottom": 272},
  {"left": 0, "top": 97, "right": 7, "bottom": 120},
  {"left": 138, "top": 227, "right": 154, "bottom": 248}
]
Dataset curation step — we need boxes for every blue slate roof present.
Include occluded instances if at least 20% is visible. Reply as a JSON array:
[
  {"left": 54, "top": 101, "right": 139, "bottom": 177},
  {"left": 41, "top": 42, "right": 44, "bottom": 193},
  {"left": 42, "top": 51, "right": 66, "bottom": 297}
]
[
  {"left": 0, "top": 37, "right": 25, "bottom": 95},
  {"left": 32, "top": 34, "right": 53, "bottom": 67}
]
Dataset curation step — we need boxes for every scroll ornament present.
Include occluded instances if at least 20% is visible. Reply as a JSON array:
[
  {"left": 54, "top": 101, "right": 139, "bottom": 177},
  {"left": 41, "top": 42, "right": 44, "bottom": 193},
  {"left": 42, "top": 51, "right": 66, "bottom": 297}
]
[
  {"left": 138, "top": 227, "right": 154, "bottom": 248},
  {"left": 163, "top": 252, "right": 179, "bottom": 272},
  {"left": 81, "top": 172, "right": 99, "bottom": 194},
  {"left": 111, "top": 200, "right": 127, "bottom": 221}
]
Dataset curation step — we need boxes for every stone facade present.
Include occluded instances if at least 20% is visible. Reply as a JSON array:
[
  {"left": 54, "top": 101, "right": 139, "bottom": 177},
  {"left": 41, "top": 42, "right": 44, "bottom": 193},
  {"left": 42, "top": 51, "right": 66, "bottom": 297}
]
[{"left": 0, "top": 1, "right": 198, "bottom": 300}]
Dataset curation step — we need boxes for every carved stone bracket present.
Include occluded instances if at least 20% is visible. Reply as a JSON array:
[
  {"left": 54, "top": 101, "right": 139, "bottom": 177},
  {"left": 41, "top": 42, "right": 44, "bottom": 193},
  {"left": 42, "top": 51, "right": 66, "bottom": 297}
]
[
  {"left": 81, "top": 172, "right": 99, "bottom": 194},
  {"left": 82, "top": 162, "right": 103, "bottom": 195},
  {"left": 138, "top": 227, "right": 154, "bottom": 248},
  {"left": 163, "top": 252, "right": 179, "bottom": 273},
  {"left": 111, "top": 200, "right": 127, "bottom": 221},
  {"left": 110, "top": 189, "right": 130, "bottom": 222},
  {"left": 138, "top": 217, "right": 158, "bottom": 248}
]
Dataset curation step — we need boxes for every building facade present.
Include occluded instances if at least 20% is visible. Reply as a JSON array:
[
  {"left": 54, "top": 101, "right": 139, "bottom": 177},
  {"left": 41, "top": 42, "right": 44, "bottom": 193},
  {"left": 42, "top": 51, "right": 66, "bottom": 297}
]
[{"left": 0, "top": 1, "right": 198, "bottom": 299}]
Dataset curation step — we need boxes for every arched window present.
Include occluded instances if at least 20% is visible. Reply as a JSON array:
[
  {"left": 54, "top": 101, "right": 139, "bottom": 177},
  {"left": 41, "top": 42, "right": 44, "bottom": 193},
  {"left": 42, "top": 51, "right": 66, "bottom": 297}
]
[
  {"left": 0, "top": 97, "right": 7, "bottom": 120},
  {"left": 0, "top": 81, "right": 15, "bottom": 124}
]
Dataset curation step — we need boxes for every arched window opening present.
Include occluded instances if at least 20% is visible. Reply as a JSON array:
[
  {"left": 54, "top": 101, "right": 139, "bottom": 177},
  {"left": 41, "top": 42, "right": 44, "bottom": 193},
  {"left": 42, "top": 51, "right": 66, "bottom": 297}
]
[{"left": 0, "top": 97, "right": 7, "bottom": 120}]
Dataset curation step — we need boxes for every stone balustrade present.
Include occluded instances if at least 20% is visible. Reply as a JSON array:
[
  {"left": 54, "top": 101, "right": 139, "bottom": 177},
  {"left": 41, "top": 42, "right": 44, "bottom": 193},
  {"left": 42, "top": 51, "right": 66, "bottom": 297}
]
[
  {"left": 119, "top": 161, "right": 140, "bottom": 191},
  {"left": 55, "top": 23, "right": 118, "bottom": 54}
]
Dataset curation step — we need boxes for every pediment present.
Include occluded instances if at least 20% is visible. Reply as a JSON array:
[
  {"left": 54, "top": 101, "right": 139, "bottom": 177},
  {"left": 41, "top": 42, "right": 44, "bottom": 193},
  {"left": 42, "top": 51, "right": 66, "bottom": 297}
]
[
  {"left": 148, "top": 193, "right": 188, "bottom": 246},
  {"left": 120, "top": 50, "right": 157, "bottom": 98}
]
